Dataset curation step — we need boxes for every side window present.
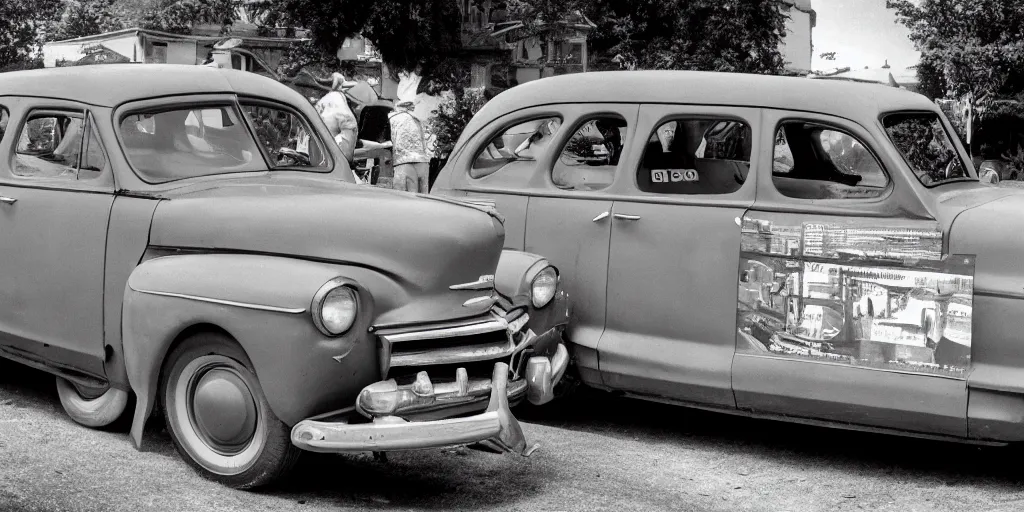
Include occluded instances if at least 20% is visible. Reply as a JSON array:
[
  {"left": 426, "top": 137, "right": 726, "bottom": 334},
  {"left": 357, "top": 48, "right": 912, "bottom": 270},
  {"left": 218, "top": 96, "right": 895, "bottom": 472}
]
[
  {"left": 471, "top": 117, "right": 562, "bottom": 179},
  {"left": 772, "top": 122, "right": 888, "bottom": 200},
  {"left": 13, "top": 110, "right": 103, "bottom": 181},
  {"left": 241, "top": 103, "right": 329, "bottom": 170},
  {"left": 552, "top": 116, "right": 628, "bottom": 191},
  {"left": 637, "top": 118, "right": 752, "bottom": 195},
  {"left": 0, "top": 107, "right": 9, "bottom": 141}
]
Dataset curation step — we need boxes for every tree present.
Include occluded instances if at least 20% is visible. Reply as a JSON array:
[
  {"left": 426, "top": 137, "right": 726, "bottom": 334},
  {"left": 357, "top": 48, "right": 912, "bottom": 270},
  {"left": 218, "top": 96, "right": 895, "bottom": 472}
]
[
  {"left": 113, "top": 0, "right": 242, "bottom": 35},
  {"left": 588, "top": 0, "right": 788, "bottom": 74},
  {"left": 888, "top": 0, "right": 1024, "bottom": 103},
  {"left": 0, "top": 0, "right": 62, "bottom": 71},
  {"left": 49, "top": 0, "right": 125, "bottom": 42}
]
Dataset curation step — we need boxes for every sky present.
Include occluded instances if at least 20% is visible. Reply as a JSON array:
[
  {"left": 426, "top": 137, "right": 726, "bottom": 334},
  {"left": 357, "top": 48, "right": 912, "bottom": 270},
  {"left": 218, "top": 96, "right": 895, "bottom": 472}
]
[{"left": 810, "top": 0, "right": 921, "bottom": 71}]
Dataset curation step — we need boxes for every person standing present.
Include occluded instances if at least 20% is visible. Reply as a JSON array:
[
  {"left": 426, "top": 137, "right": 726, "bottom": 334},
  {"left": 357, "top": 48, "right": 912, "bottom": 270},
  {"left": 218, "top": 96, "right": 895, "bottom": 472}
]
[
  {"left": 315, "top": 73, "right": 360, "bottom": 165},
  {"left": 389, "top": 99, "right": 431, "bottom": 193}
]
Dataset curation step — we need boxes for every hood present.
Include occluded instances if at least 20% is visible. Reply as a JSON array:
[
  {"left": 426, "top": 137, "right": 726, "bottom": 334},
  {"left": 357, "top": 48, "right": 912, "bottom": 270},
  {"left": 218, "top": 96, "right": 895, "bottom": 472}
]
[
  {"left": 947, "top": 188, "right": 1024, "bottom": 297},
  {"left": 148, "top": 176, "right": 506, "bottom": 322},
  {"left": 931, "top": 182, "right": 1020, "bottom": 232}
]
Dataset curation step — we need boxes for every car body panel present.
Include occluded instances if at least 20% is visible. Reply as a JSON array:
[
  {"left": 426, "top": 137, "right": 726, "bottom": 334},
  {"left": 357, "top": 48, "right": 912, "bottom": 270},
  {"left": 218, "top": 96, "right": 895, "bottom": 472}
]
[
  {"left": 434, "top": 70, "right": 1024, "bottom": 444},
  {"left": 102, "top": 195, "right": 160, "bottom": 390}
]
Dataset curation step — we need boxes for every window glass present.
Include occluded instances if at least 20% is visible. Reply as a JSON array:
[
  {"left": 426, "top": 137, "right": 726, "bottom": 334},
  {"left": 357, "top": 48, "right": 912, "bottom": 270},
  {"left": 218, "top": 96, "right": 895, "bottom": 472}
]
[
  {"left": 772, "top": 122, "right": 888, "bottom": 200},
  {"left": 120, "top": 105, "right": 266, "bottom": 183},
  {"left": 0, "top": 107, "right": 8, "bottom": 141},
  {"left": 13, "top": 110, "right": 102, "bottom": 181},
  {"left": 78, "top": 116, "right": 107, "bottom": 180},
  {"left": 471, "top": 117, "right": 561, "bottom": 179},
  {"left": 883, "top": 112, "right": 971, "bottom": 186},
  {"left": 552, "top": 116, "right": 627, "bottom": 191},
  {"left": 637, "top": 118, "right": 752, "bottom": 195},
  {"left": 241, "top": 103, "right": 329, "bottom": 169}
]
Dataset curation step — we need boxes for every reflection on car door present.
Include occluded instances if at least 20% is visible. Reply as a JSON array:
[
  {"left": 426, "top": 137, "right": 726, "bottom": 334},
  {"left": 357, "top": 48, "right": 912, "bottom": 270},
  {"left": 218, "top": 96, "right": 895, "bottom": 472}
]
[
  {"left": 732, "top": 109, "right": 971, "bottom": 437},
  {"left": 598, "top": 105, "right": 759, "bottom": 406},
  {"left": 0, "top": 104, "right": 114, "bottom": 381}
]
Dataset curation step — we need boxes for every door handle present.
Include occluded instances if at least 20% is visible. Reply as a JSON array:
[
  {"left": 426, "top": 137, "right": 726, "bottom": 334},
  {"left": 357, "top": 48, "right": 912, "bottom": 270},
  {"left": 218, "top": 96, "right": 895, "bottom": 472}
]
[
  {"left": 592, "top": 211, "right": 610, "bottom": 222},
  {"left": 613, "top": 213, "right": 641, "bottom": 221},
  {"left": 0, "top": 196, "right": 16, "bottom": 205}
]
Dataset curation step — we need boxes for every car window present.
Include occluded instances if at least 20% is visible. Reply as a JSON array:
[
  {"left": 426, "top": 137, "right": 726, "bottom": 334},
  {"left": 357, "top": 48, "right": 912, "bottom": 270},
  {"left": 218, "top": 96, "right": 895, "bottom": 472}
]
[
  {"left": 0, "top": 107, "right": 8, "bottom": 141},
  {"left": 552, "top": 116, "right": 628, "bottom": 191},
  {"left": 883, "top": 112, "right": 971, "bottom": 187},
  {"left": 241, "top": 102, "right": 330, "bottom": 170},
  {"left": 13, "top": 110, "right": 103, "bottom": 181},
  {"left": 772, "top": 122, "right": 888, "bottom": 200},
  {"left": 471, "top": 117, "right": 562, "bottom": 179},
  {"left": 120, "top": 104, "right": 267, "bottom": 183},
  {"left": 637, "top": 118, "right": 752, "bottom": 195}
]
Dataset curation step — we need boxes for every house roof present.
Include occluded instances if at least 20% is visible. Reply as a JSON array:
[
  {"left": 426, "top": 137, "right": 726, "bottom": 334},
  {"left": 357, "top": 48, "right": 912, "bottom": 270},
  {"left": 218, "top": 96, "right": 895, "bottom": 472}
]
[
  {"left": 44, "top": 27, "right": 303, "bottom": 48},
  {"left": 460, "top": 70, "right": 937, "bottom": 143},
  {"left": 0, "top": 64, "right": 305, "bottom": 108}
]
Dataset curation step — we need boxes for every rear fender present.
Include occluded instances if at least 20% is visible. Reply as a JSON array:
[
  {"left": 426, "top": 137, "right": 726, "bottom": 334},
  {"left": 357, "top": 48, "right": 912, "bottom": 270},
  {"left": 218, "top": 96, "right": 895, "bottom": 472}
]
[{"left": 123, "top": 253, "right": 394, "bottom": 450}]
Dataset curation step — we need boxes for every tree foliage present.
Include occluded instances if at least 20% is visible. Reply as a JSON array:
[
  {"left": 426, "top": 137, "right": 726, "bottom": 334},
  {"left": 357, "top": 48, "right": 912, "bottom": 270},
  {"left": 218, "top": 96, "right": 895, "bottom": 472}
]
[
  {"left": 0, "top": 0, "right": 61, "bottom": 71},
  {"left": 49, "top": 0, "right": 126, "bottom": 42},
  {"left": 888, "top": 0, "right": 1024, "bottom": 103}
]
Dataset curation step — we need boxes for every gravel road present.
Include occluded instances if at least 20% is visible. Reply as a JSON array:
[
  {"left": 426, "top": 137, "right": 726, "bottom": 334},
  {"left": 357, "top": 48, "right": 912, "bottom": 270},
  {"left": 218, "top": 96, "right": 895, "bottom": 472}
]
[{"left": 2, "top": 358, "right": 1024, "bottom": 512}]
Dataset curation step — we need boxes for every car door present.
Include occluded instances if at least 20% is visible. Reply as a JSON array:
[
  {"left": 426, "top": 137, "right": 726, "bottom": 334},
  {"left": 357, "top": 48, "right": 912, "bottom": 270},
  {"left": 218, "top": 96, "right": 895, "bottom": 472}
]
[
  {"left": 731, "top": 109, "right": 970, "bottom": 437},
  {"left": 597, "top": 105, "right": 759, "bottom": 407},
  {"left": 523, "top": 105, "right": 639, "bottom": 385},
  {"left": 0, "top": 99, "right": 115, "bottom": 381}
]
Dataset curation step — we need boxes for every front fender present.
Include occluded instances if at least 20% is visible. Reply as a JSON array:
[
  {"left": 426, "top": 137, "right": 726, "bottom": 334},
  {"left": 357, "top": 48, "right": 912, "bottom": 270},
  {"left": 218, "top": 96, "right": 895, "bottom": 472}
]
[
  {"left": 123, "top": 253, "right": 385, "bottom": 449},
  {"left": 495, "top": 250, "right": 570, "bottom": 355}
]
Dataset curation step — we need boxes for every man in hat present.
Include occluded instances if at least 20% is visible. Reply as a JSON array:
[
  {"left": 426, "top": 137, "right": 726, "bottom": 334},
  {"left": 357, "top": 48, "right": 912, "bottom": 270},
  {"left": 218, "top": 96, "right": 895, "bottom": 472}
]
[
  {"left": 389, "top": 94, "right": 431, "bottom": 193},
  {"left": 314, "top": 73, "right": 361, "bottom": 164}
]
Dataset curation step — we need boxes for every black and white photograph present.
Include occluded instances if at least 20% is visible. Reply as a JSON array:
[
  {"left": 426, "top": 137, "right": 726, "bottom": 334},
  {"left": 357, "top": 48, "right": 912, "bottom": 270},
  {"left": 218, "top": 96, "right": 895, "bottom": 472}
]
[{"left": 3, "top": 1, "right": 1024, "bottom": 511}]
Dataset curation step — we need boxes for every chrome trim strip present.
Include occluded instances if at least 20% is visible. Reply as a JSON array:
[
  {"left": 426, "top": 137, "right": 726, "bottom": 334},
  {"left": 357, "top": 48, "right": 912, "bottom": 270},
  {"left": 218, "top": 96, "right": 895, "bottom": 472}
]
[
  {"left": 463, "top": 295, "right": 497, "bottom": 308},
  {"left": 450, "top": 275, "right": 495, "bottom": 291},
  {"left": 132, "top": 288, "right": 306, "bottom": 314},
  {"left": 390, "top": 342, "right": 516, "bottom": 367},
  {"left": 382, "top": 318, "right": 509, "bottom": 343}
]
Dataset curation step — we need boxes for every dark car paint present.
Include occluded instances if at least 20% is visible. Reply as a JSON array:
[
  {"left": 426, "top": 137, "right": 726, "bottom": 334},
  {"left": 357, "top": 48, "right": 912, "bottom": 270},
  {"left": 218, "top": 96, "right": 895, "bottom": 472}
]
[{"left": 433, "top": 70, "right": 1024, "bottom": 445}]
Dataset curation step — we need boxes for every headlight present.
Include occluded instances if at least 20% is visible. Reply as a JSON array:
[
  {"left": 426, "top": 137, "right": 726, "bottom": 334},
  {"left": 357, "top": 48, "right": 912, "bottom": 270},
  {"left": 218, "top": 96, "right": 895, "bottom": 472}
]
[
  {"left": 312, "top": 280, "right": 358, "bottom": 336},
  {"left": 531, "top": 266, "right": 558, "bottom": 308}
]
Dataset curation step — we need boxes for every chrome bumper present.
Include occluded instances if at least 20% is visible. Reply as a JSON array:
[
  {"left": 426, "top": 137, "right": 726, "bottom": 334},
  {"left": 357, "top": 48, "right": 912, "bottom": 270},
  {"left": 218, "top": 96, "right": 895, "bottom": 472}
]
[{"left": 289, "top": 342, "right": 569, "bottom": 455}]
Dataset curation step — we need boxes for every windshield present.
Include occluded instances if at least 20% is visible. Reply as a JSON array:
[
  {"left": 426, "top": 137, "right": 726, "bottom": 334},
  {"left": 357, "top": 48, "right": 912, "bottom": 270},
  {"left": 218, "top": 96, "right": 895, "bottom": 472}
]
[
  {"left": 119, "top": 103, "right": 329, "bottom": 184},
  {"left": 883, "top": 112, "right": 973, "bottom": 187}
]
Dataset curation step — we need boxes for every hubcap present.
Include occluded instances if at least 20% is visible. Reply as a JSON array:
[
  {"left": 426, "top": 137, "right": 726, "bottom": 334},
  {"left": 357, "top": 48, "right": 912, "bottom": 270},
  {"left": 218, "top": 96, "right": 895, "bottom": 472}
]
[{"left": 190, "top": 367, "right": 257, "bottom": 453}]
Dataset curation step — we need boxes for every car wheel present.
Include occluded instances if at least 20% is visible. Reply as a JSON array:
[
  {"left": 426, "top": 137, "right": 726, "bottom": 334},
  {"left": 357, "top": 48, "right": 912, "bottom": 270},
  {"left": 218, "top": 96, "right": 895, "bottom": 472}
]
[
  {"left": 160, "top": 332, "right": 300, "bottom": 489},
  {"left": 55, "top": 377, "right": 130, "bottom": 428}
]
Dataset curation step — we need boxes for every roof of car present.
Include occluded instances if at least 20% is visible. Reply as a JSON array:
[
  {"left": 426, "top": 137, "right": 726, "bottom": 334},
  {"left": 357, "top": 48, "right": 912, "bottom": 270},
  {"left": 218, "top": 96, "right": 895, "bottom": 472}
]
[
  {"left": 0, "top": 64, "right": 303, "bottom": 108},
  {"left": 466, "top": 70, "right": 938, "bottom": 135}
]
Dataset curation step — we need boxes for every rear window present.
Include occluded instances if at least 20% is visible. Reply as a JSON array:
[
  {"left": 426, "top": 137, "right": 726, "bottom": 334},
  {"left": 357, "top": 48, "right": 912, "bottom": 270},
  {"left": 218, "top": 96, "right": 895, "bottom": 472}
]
[
  {"left": 0, "top": 107, "right": 8, "bottom": 141},
  {"left": 883, "top": 112, "right": 973, "bottom": 187}
]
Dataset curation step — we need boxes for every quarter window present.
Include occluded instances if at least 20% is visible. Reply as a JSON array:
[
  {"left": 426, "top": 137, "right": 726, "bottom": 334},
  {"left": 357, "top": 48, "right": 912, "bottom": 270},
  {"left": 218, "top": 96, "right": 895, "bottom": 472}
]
[
  {"left": 772, "top": 122, "right": 888, "bottom": 200},
  {"left": 0, "top": 107, "right": 9, "bottom": 141},
  {"left": 13, "top": 109, "right": 104, "bottom": 181},
  {"left": 471, "top": 117, "right": 562, "bottom": 179},
  {"left": 637, "top": 118, "right": 752, "bottom": 195},
  {"left": 552, "top": 116, "right": 627, "bottom": 191}
]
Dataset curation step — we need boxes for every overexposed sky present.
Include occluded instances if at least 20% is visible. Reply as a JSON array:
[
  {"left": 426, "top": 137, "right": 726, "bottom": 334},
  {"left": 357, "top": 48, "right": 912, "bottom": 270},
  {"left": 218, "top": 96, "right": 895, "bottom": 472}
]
[{"left": 810, "top": 0, "right": 921, "bottom": 71}]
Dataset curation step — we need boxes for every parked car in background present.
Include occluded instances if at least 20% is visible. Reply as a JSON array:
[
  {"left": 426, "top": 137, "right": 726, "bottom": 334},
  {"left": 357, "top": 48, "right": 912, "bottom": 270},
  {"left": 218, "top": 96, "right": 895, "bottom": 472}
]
[
  {"left": 433, "top": 70, "right": 1024, "bottom": 449},
  {"left": 0, "top": 65, "right": 570, "bottom": 489}
]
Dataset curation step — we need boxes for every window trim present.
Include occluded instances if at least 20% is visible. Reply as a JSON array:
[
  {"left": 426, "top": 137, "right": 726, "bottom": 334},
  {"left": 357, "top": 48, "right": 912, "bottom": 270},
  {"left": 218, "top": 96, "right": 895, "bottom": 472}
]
[
  {"left": 879, "top": 110, "right": 977, "bottom": 189},
  {"left": 551, "top": 113, "right": 629, "bottom": 192},
  {"left": 237, "top": 96, "right": 334, "bottom": 174},
  {"left": 769, "top": 117, "right": 894, "bottom": 202},
  {"left": 468, "top": 114, "right": 564, "bottom": 180},
  {"left": 633, "top": 115, "right": 755, "bottom": 197}
]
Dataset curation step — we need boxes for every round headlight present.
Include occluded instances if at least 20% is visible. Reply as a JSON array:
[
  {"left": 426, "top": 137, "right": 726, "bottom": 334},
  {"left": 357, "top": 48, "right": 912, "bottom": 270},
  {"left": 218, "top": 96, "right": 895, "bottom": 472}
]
[
  {"left": 531, "top": 266, "right": 558, "bottom": 308},
  {"left": 313, "top": 283, "right": 358, "bottom": 336}
]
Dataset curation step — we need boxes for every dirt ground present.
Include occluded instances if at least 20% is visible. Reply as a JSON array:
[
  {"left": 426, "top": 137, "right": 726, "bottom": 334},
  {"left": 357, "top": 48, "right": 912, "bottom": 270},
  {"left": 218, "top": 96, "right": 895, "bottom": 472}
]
[{"left": 2, "top": 359, "right": 1024, "bottom": 512}]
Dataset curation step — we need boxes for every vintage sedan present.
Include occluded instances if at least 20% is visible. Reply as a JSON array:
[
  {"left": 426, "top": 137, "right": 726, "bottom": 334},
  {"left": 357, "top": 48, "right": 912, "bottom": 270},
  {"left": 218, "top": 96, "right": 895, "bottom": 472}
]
[
  {"left": 432, "top": 70, "right": 1024, "bottom": 449},
  {"left": 0, "top": 65, "right": 570, "bottom": 489}
]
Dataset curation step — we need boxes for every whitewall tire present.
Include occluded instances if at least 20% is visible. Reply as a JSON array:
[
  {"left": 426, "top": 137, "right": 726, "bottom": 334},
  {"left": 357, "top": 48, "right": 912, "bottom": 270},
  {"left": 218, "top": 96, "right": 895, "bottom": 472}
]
[{"left": 55, "top": 377, "right": 130, "bottom": 428}]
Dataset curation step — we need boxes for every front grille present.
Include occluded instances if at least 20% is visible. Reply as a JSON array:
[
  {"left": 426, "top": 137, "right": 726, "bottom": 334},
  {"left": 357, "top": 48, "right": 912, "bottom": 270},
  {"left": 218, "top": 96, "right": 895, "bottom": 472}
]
[{"left": 375, "top": 308, "right": 531, "bottom": 379}]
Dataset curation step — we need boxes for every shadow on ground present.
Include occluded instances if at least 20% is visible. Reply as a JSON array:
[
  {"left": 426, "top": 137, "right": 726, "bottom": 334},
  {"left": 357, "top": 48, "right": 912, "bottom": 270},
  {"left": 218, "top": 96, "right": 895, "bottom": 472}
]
[{"left": 517, "top": 386, "right": 1024, "bottom": 488}]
